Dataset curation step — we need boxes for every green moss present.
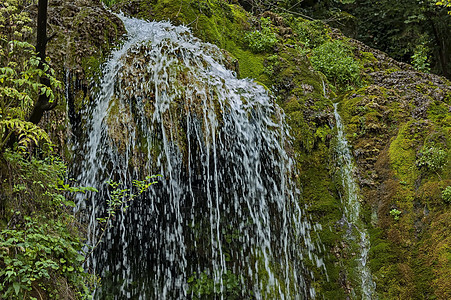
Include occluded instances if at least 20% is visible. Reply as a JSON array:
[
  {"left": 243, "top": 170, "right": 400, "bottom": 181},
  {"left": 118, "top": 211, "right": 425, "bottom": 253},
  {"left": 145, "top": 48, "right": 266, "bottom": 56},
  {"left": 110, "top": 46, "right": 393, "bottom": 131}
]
[
  {"left": 384, "top": 68, "right": 401, "bottom": 74},
  {"left": 359, "top": 51, "right": 377, "bottom": 64},
  {"left": 428, "top": 99, "right": 451, "bottom": 127},
  {"left": 148, "top": 0, "right": 249, "bottom": 49},
  {"left": 105, "top": 97, "right": 134, "bottom": 154},
  {"left": 120, "top": 0, "right": 271, "bottom": 82},
  {"left": 231, "top": 47, "right": 266, "bottom": 81},
  {"left": 388, "top": 123, "right": 419, "bottom": 186},
  {"left": 81, "top": 56, "right": 102, "bottom": 84}
]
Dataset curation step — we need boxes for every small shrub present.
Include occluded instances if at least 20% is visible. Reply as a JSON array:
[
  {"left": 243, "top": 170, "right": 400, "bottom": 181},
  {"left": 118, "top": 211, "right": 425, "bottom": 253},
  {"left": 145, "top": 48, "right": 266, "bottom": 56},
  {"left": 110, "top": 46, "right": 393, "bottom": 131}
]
[
  {"left": 416, "top": 146, "right": 446, "bottom": 173},
  {"left": 411, "top": 44, "right": 430, "bottom": 73},
  {"left": 290, "top": 18, "right": 329, "bottom": 49},
  {"left": 310, "top": 40, "right": 361, "bottom": 88},
  {"left": 0, "top": 150, "right": 98, "bottom": 298},
  {"left": 389, "top": 208, "right": 401, "bottom": 220},
  {"left": 188, "top": 270, "right": 242, "bottom": 299},
  {"left": 245, "top": 17, "right": 278, "bottom": 53},
  {"left": 442, "top": 186, "right": 451, "bottom": 203},
  {"left": 0, "top": 216, "right": 94, "bottom": 299}
]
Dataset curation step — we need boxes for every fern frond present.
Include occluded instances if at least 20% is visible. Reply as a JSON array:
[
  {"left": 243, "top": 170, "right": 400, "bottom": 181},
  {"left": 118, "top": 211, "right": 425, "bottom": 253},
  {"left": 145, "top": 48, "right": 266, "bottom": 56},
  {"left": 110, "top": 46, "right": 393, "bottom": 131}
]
[{"left": 1, "top": 118, "right": 50, "bottom": 148}]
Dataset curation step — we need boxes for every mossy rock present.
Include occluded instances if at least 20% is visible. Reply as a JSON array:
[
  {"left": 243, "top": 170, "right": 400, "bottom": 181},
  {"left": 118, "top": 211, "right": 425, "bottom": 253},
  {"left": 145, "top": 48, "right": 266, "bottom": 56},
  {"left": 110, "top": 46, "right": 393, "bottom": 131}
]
[{"left": 339, "top": 57, "right": 451, "bottom": 298}]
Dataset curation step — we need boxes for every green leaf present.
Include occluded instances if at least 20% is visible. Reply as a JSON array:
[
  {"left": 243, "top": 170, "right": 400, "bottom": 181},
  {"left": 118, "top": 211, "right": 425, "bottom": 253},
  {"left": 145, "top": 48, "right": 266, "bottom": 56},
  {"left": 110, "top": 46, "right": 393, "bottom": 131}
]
[{"left": 13, "top": 282, "right": 20, "bottom": 295}]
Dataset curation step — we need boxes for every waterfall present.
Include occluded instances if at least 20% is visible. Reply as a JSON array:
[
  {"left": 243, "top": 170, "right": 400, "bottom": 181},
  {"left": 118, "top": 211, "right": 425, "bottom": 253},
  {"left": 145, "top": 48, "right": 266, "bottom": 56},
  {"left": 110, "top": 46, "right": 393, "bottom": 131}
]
[
  {"left": 73, "top": 14, "right": 322, "bottom": 299},
  {"left": 333, "top": 103, "right": 377, "bottom": 299}
]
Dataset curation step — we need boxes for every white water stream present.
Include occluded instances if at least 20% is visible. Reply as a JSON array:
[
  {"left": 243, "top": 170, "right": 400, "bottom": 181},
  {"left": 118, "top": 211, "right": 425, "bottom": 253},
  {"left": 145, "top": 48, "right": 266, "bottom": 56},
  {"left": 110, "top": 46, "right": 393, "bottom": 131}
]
[
  {"left": 333, "top": 103, "right": 377, "bottom": 299},
  {"left": 73, "top": 14, "right": 323, "bottom": 299}
]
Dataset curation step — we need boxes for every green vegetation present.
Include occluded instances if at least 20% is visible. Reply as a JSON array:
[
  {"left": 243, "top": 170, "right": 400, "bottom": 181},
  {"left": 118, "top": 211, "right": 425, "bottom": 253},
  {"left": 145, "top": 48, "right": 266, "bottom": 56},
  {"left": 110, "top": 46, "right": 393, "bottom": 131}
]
[
  {"left": 345, "top": 0, "right": 450, "bottom": 78},
  {"left": 310, "top": 40, "right": 361, "bottom": 88},
  {"left": 436, "top": 0, "right": 451, "bottom": 12},
  {"left": 0, "top": 0, "right": 61, "bottom": 153},
  {"left": 0, "top": 210, "right": 93, "bottom": 299},
  {"left": 389, "top": 208, "right": 402, "bottom": 220},
  {"left": 340, "top": 63, "right": 450, "bottom": 298},
  {"left": 0, "top": 150, "right": 97, "bottom": 299},
  {"left": 411, "top": 43, "right": 431, "bottom": 73},
  {"left": 245, "top": 17, "right": 278, "bottom": 53},
  {"left": 1, "top": 1, "right": 93, "bottom": 298},
  {"left": 187, "top": 270, "right": 243, "bottom": 299},
  {"left": 91, "top": 176, "right": 159, "bottom": 255},
  {"left": 102, "top": 0, "right": 117, "bottom": 6},
  {"left": 442, "top": 186, "right": 451, "bottom": 203},
  {"left": 416, "top": 146, "right": 447, "bottom": 173},
  {"left": 2, "top": 0, "right": 450, "bottom": 299}
]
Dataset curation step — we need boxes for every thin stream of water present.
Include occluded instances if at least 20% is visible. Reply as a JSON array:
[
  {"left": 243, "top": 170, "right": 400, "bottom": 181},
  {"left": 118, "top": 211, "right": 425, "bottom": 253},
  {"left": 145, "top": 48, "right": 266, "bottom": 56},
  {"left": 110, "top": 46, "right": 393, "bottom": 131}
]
[{"left": 333, "top": 103, "right": 377, "bottom": 299}]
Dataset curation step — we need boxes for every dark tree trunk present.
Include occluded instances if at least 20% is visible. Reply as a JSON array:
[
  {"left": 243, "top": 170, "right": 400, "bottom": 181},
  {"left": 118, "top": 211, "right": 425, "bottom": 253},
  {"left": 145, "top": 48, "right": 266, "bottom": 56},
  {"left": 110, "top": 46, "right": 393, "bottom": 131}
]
[
  {"left": 430, "top": 21, "right": 449, "bottom": 79},
  {"left": 426, "top": 11, "right": 450, "bottom": 79},
  {"left": 36, "top": 0, "right": 48, "bottom": 63},
  {"left": 29, "top": 0, "right": 57, "bottom": 125}
]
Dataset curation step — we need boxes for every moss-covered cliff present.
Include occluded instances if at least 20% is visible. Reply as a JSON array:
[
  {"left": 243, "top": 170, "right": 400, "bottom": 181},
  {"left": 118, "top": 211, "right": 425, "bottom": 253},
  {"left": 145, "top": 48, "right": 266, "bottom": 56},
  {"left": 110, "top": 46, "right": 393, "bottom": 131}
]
[
  {"left": 64, "top": 0, "right": 451, "bottom": 298},
  {"left": 104, "top": 1, "right": 449, "bottom": 298},
  {"left": 1, "top": 0, "right": 449, "bottom": 298},
  {"left": 339, "top": 70, "right": 450, "bottom": 298}
]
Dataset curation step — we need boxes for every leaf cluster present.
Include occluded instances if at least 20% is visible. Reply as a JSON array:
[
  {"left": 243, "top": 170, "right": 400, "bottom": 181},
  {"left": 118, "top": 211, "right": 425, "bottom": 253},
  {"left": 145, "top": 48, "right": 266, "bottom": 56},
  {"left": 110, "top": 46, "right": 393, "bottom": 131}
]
[
  {"left": 245, "top": 17, "right": 278, "bottom": 53},
  {"left": 89, "top": 175, "right": 160, "bottom": 259},
  {"left": 104, "top": 175, "right": 160, "bottom": 218},
  {"left": 416, "top": 146, "right": 447, "bottom": 173},
  {"left": 346, "top": 0, "right": 450, "bottom": 77},
  {"left": 188, "top": 269, "right": 243, "bottom": 299},
  {"left": 436, "top": 0, "right": 451, "bottom": 13},
  {"left": 389, "top": 208, "right": 402, "bottom": 221},
  {"left": 1, "top": 149, "right": 99, "bottom": 299},
  {"left": 0, "top": 214, "right": 93, "bottom": 299},
  {"left": 411, "top": 43, "right": 431, "bottom": 73},
  {"left": 310, "top": 39, "right": 360, "bottom": 88},
  {"left": 442, "top": 186, "right": 451, "bottom": 203},
  {"left": 0, "top": 0, "right": 62, "bottom": 153}
]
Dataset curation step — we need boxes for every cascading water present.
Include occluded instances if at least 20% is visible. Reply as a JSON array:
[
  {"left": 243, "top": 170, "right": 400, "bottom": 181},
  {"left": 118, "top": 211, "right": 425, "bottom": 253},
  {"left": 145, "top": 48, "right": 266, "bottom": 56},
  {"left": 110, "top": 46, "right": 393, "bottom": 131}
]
[
  {"left": 333, "top": 103, "right": 377, "bottom": 299},
  {"left": 73, "top": 14, "right": 323, "bottom": 299}
]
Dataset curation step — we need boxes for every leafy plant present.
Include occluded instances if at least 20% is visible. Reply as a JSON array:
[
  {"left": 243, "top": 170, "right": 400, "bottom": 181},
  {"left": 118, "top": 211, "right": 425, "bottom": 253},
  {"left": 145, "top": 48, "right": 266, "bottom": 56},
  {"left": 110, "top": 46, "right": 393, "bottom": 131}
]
[
  {"left": 88, "top": 175, "right": 161, "bottom": 257},
  {"left": 310, "top": 40, "right": 361, "bottom": 88},
  {"left": 0, "top": 0, "right": 62, "bottom": 153},
  {"left": 0, "top": 214, "right": 94, "bottom": 299},
  {"left": 0, "top": 1, "right": 115, "bottom": 298},
  {"left": 442, "top": 186, "right": 451, "bottom": 203},
  {"left": 411, "top": 43, "right": 430, "bottom": 72},
  {"left": 0, "top": 149, "right": 99, "bottom": 299},
  {"left": 188, "top": 269, "right": 243, "bottom": 299},
  {"left": 416, "top": 146, "right": 446, "bottom": 173},
  {"left": 245, "top": 17, "right": 278, "bottom": 53},
  {"left": 389, "top": 208, "right": 402, "bottom": 220},
  {"left": 101, "top": 0, "right": 117, "bottom": 6},
  {"left": 290, "top": 18, "right": 328, "bottom": 49},
  {"left": 436, "top": 0, "right": 451, "bottom": 13}
]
